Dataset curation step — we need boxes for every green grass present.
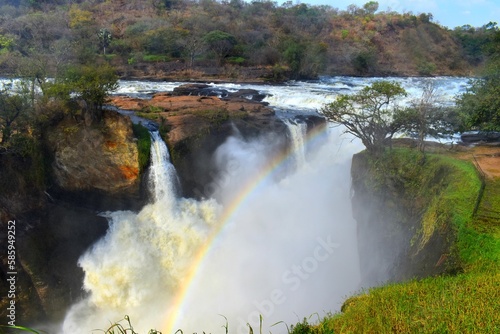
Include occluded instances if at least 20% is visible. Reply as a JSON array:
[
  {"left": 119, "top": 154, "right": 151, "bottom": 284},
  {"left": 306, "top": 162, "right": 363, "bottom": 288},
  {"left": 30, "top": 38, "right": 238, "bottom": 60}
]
[
  {"left": 131, "top": 123, "right": 151, "bottom": 173},
  {"left": 308, "top": 148, "right": 500, "bottom": 333},
  {"left": 321, "top": 272, "right": 500, "bottom": 333}
]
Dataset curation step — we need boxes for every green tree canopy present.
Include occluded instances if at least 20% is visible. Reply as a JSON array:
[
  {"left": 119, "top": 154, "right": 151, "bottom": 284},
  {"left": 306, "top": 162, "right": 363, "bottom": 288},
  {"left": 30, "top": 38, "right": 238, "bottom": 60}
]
[
  {"left": 0, "top": 84, "right": 31, "bottom": 145},
  {"left": 321, "top": 81, "right": 407, "bottom": 154},
  {"left": 203, "top": 30, "right": 237, "bottom": 66},
  {"left": 49, "top": 64, "right": 118, "bottom": 124},
  {"left": 456, "top": 29, "right": 500, "bottom": 132},
  {"left": 456, "top": 70, "right": 500, "bottom": 131}
]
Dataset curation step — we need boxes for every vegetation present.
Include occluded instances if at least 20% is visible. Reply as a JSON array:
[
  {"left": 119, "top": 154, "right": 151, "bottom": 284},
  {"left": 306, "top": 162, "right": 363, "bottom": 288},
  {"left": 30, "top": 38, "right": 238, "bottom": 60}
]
[
  {"left": 47, "top": 64, "right": 119, "bottom": 123},
  {"left": 307, "top": 148, "right": 500, "bottom": 333},
  {"left": 321, "top": 81, "right": 407, "bottom": 155},
  {"left": 322, "top": 272, "right": 500, "bottom": 333},
  {"left": 454, "top": 27, "right": 500, "bottom": 131},
  {"left": 0, "top": 1, "right": 498, "bottom": 333},
  {"left": 132, "top": 123, "right": 151, "bottom": 173},
  {"left": 396, "top": 82, "right": 460, "bottom": 152},
  {"left": 0, "top": 325, "right": 42, "bottom": 334},
  {"left": 0, "top": 82, "right": 31, "bottom": 145},
  {"left": 0, "top": 1, "right": 497, "bottom": 80}
]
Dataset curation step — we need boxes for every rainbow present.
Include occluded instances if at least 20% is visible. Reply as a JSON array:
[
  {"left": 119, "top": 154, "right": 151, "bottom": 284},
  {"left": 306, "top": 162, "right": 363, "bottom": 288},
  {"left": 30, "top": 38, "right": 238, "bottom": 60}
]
[{"left": 161, "top": 122, "right": 329, "bottom": 333}]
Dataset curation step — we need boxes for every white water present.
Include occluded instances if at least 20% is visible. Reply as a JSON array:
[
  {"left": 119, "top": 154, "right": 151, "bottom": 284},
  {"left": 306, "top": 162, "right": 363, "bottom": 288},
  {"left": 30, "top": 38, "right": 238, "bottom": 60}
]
[
  {"left": 149, "top": 131, "right": 179, "bottom": 204},
  {"left": 61, "top": 76, "right": 467, "bottom": 333},
  {"left": 62, "top": 132, "right": 222, "bottom": 333},
  {"left": 285, "top": 119, "right": 308, "bottom": 169},
  {"left": 114, "top": 76, "right": 470, "bottom": 113}
]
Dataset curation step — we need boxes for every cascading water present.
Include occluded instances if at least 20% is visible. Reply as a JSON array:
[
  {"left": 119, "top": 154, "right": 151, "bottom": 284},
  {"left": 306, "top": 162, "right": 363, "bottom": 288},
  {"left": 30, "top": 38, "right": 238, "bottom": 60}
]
[
  {"left": 62, "top": 131, "right": 221, "bottom": 333},
  {"left": 285, "top": 120, "right": 308, "bottom": 169},
  {"left": 149, "top": 130, "right": 179, "bottom": 204}
]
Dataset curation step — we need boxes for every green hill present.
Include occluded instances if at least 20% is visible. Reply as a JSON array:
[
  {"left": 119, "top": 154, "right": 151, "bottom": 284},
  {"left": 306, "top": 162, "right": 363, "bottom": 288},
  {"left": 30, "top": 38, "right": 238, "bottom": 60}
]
[{"left": 0, "top": 0, "right": 498, "bottom": 80}]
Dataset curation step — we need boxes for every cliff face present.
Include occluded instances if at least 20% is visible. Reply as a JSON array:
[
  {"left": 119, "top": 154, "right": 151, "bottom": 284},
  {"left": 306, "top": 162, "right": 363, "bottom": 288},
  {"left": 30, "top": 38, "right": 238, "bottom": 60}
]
[
  {"left": 46, "top": 110, "right": 140, "bottom": 194},
  {"left": 0, "top": 110, "right": 142, "bottom": 325},
  {"left": 351, "top": 150, "right": 464, "bottom": 288}
]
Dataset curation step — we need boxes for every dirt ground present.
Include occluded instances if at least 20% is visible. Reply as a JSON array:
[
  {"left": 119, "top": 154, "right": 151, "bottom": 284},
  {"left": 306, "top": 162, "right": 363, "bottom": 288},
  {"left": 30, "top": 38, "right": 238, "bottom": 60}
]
[
  {"left": 392, "top": 138, "right": 500, "bottom": 179},
  {"left": 456, "top": 144, "right": 500, "bottom": 179}
]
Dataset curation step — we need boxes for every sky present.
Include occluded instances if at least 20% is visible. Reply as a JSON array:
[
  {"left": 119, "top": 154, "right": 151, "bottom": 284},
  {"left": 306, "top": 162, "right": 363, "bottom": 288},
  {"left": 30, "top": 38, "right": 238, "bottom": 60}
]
[{"left": 300, "top": 0, "right": 500, "bottom": 29}]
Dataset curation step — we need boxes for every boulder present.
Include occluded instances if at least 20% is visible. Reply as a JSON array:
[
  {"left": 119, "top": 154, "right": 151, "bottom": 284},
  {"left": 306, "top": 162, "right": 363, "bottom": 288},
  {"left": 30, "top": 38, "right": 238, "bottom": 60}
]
[
  {"left": 46, "top": 110, "right": 140, "bottom": 194},
  {"left": 461, "top": 131, "right": 500, "bottom": 144}
]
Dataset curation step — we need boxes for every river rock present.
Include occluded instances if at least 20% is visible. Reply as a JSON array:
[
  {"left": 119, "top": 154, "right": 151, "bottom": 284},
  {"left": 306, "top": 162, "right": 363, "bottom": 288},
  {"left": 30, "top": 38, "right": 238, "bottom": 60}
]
[
  {"left": 172, "top": 83, "right": 212, "bottom": 96},
  {"left": 461, "top": 131, "right": 500, "bottom": 144}
]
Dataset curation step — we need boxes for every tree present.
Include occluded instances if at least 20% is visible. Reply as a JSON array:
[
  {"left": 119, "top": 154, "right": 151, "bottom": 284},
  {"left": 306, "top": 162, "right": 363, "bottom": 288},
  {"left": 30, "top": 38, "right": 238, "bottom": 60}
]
[
  {"left": 363, "top": 1, "right": 379, "bottom": 16},
  {"left": 0, "top": 82, "right": 35, "bottom": 152},
  {"left": 50, "top": 64, "right": 119, "bottom": 124},
  {"left": 98, "top": 28, "right": 112, "bottom": 55},
  {"left": 456, "top": 69, "right": 500, "bottom": 131},
  {"left": 456, "top": 29, "right": 500, "bottom": 132},
  {"left": 0, "top": 83, "right": 30, "bottom": 145},
  {"left": 203, "top": 30, "right": 237, "bottom": 66},
  {"left": 395, "top": 82, "right": 460, "bottom": 152},
  {"left": 321, "top": 81, "right": 407, "bottom": 154},
  {"left": 180, "top": 34, "right": 206, "bottom": 68}
]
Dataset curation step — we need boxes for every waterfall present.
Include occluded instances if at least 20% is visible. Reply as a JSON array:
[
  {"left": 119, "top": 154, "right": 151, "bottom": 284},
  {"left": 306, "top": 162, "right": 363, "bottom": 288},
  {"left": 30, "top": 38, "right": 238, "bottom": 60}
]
[
  {"left": 62, "top": 132, "right": 221, "bottom": 333},
  {"left": 149, "top": 130, "right": 178, "bottom": 204},
  {"left": 285, "top": 119, "right": 308, "bottom": 168}
]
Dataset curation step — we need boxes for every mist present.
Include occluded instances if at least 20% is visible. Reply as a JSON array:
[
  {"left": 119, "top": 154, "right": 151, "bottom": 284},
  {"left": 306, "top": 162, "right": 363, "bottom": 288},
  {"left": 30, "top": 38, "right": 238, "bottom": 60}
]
[
  {"left": 174, "top": 125, "right": 364, "bottom": 333},
  {"left": 60, "top": 121, "right": 365, "bottom": 333}
]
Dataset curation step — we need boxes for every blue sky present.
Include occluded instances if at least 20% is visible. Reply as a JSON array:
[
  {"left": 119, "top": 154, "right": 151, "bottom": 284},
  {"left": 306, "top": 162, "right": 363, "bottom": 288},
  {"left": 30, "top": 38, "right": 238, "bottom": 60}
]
[{"left": 300, "top": 0, "right": 500, "bottom": 29}]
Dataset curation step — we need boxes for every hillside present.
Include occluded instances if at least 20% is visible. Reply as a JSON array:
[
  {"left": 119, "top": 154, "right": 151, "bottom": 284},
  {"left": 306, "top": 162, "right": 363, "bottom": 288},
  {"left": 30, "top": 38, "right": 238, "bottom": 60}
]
[{"left": 0, "top": 0, "right": 497, "bottom": 81}]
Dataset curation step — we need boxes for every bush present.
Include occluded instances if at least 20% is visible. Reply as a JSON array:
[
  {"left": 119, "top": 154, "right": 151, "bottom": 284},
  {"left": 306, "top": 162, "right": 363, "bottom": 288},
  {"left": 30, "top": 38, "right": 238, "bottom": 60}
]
[
  {"left": 132, "top": 123, "right": 151, "bottom": 173},
  {"left": 142, "top": 54, "right": 169, "bottom": 62}
]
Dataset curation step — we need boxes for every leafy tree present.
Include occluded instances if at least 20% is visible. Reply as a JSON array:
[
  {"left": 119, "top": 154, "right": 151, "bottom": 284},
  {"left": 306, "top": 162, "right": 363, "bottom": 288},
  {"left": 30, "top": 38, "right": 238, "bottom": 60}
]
[
  {"left": 98, "top": 28, "right": 112, "bottom": 55},
  {"left": 282, "top": 39, "right": 304, "bottom": 77},
  {"left": 321, "top": 81, "right": 407, "bottom": 154},
  {"left": 456, "top": 67, "right": 500, "bottom": 131},
  {"left": 0, "top": 83, "right": 30, "bottom": 145},
  {"left": 203, "top": 30, "right": 237, "bottom": 66},
  {"left": 49, "top": 64, "right": 119, "bottom": 124},
  {"left": 352, "top": 49, "right": 377, "bottom": 75},
  {"left": 455, "top": 28, "right": 500, "bottom": 131},
  {"left": 363, "top": 1, "right": 379, "bottom": 16}
]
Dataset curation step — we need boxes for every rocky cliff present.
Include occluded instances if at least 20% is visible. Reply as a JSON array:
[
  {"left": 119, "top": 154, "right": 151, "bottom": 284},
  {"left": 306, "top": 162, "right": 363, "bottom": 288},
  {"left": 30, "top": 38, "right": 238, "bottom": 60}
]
[
  {"left": 351, "top": 149, "right": 467, "bottom": 288},
  {"left": 0, "top": 109, "right": 142, "bottom": 325},
  {"left": 45, "top": 109, "right": 142, "bottom": 204}
]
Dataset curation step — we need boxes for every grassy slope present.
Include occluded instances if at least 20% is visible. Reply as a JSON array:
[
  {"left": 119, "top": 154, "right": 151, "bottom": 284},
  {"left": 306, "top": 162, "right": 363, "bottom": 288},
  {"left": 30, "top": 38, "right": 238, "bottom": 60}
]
[{"left": 312, "top": 149, "right": 500, "bottom": 333}]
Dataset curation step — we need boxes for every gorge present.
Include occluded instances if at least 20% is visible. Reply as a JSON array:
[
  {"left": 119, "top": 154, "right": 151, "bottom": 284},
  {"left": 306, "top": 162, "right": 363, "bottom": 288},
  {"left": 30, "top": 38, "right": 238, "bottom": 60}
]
[{"left": 0, "top": 76, "right": 473, "bottom": 333}]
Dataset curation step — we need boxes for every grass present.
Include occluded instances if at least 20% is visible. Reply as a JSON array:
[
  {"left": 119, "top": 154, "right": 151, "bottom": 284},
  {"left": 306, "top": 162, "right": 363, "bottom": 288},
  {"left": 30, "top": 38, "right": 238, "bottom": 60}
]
[
  {"left": 321, "top": 272, "right": 500, "bottom": 333},
  {"left": 131, "top": 123, "right": 151, "bottom": 173},
  {"left": 0, "top": 325, "right": 43, "bottom": 334}
]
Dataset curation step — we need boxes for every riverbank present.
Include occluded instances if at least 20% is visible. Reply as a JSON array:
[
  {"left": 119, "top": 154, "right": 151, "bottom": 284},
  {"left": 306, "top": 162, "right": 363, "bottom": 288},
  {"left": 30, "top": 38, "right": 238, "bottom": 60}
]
[{"left": 310, "top": 143, "right": 500, "bottom": 333}]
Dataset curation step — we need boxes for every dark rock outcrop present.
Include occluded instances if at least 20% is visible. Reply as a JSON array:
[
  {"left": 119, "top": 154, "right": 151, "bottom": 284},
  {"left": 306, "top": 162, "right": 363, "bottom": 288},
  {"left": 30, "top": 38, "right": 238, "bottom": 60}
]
[
  {"left": 351, "top": 152, "right": 458, "bottom": 288},
  {"left": 0, "top": 109, "right": 144, "bottom": 325},
  {"left": 461, "top": 131, "right": 500, "bottom": 144}
]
